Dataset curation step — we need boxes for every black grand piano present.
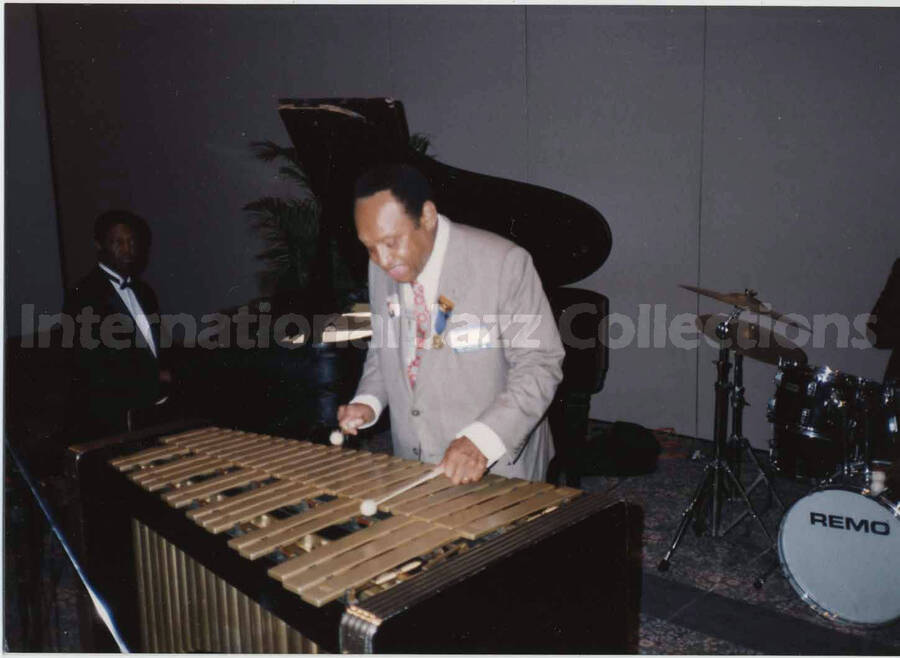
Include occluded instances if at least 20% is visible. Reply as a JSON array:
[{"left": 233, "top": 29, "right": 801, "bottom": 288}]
[{"left": 174, "top": 97, "right": 612, "bottom": 487}]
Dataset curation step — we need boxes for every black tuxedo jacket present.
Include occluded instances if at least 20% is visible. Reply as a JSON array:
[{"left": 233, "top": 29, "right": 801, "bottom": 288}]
[{"left": 63, "top": 265, "right": 163, "bottom": 438}]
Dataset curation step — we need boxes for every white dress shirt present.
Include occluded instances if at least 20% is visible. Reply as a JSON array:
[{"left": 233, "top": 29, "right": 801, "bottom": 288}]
[
  {"left": 352, "top": 214, "right": 507, "bottom": 463},
  {"left": 98, "top": 262, "right": 158, "bottom": 358}
]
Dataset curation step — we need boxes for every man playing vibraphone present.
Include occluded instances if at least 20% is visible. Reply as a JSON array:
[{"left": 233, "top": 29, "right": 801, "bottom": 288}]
[{"left": 338, "top": 164, "right": 565, "bottom": 485}]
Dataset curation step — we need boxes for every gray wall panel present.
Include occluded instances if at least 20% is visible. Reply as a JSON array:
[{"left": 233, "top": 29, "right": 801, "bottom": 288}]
[
  {"left": 699, "top": 8, "right": 900, "bottom": 448},
  {"left": 390, "top": 7, "right": 528, "bottom": 181},
  {"left": 527, "top": 7, "right": 706, "bottom": 435}
]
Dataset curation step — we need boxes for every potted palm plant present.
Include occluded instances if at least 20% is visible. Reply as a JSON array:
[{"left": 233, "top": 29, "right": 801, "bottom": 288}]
[{"left": 244, "top": 135, "right": 434, "bottom": 315}]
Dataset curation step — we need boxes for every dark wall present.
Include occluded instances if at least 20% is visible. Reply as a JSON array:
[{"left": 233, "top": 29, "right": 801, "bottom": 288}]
[
  {"left": 5, "top": 4, "right": 62, "bottom": 335},
  {"left": 10, "top": 5, "right": 900, "bottom": 444}
]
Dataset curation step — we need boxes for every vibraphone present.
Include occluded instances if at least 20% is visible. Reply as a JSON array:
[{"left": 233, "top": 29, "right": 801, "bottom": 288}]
[{"left": 68, "top": 421, "right": 641, "bottom": 653}]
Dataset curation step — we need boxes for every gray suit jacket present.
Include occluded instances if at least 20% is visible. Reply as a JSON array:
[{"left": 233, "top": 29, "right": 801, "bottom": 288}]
[{"left": 355, "top": 218, "right": 565, "bottom": 480}]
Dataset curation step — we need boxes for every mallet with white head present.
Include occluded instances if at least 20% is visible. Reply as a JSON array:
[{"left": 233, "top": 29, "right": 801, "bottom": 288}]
[
  {"left": 332, "top": 415, "right": 368, "bottom": 446},
  {"left": 359, "top": 466, "right": 444, "bottom": 516}
]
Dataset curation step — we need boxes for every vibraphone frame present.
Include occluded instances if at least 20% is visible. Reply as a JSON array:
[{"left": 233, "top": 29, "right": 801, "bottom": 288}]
[{"left": 66, "top": 419, "right": 642, "bottom": 653}]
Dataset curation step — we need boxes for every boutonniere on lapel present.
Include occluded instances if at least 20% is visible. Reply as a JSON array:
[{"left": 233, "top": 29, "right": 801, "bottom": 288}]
[
  {"left": 432, "top": 295, "right": 455, "bottom": 349},
  {"left": 385, "top": 294, "right": 400, "bottom": 319}
]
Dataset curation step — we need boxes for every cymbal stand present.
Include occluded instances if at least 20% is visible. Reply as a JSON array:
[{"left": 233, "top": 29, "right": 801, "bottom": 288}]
[
  {"left": 719, "top": 352, "right": 785, "bottom": 535},
  {"left": 658, "top": 314, "right": 775, "bottom": 571}
]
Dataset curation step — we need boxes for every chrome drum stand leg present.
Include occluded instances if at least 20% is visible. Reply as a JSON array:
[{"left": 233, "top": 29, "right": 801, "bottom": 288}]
[
  {"left": 659, "top": 332, "right": 777, "bottom": 572},
  {"left": 720, "top": 354, "right": 785, "bottom": 535}
]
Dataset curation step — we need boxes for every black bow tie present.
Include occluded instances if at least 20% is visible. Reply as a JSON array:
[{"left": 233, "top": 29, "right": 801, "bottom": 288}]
[{"left": 109, "top": 276, "right": 132, "bottom": 290}]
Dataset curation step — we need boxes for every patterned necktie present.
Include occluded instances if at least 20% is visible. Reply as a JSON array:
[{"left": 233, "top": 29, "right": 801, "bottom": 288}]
[{"left": 407, "top": 281, "right": 430, "bottom": 388}]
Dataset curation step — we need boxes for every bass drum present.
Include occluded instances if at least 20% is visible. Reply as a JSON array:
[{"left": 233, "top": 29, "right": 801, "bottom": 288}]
[{"left": 778, "top": 481, "right": 900, "bottom": 626}]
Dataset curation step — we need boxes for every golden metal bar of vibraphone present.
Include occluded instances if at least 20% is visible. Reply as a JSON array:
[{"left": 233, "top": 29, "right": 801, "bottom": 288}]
[{"left": 112, "top": 426, "right": 583, "bottom": 649}]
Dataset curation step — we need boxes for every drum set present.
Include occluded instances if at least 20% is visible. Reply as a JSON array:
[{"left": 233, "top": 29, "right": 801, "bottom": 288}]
[{"left": 658, "top": 285, "right": 900, "bottom": 628}]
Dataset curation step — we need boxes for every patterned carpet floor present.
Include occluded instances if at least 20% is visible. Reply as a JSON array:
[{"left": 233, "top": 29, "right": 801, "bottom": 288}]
[
  {"left": 582, "top": 427, "right": 900, "bottom": 654},
  {"left": 4, "top": 423, "right": 900, "bottom": 653}
]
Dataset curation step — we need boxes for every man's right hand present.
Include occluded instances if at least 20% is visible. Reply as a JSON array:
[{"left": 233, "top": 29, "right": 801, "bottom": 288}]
[{"left": 337, "top": 403, "right": 375, "bottom": 435}]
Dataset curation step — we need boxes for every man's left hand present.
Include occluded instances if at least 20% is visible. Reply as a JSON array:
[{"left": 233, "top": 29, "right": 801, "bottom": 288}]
[{"left": 439, "top": 436, "right": 487, "bottom": 485}]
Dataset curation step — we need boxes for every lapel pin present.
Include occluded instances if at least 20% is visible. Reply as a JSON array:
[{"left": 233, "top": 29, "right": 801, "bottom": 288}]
[{"left": 432, "top": 295, "right": 455, "bottom": 349}]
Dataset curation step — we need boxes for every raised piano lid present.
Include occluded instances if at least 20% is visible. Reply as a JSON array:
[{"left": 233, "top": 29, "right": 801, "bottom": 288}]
[{"left": 277, "top": 97, "right": 611, "bottom": 289}]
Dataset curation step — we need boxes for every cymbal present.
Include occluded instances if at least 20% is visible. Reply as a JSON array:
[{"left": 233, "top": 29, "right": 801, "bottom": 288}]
[
  {"left": 695, "top": 314, "right": 807, "bottom": 366},
  {"left": 680, "top": 285, "right": 803, "bottom": 329}
]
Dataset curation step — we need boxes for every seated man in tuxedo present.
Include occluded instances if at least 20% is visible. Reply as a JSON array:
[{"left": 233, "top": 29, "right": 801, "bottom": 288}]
[
  {"left": 337, "top": 164, "right": 565, "bottom": 484},
  {"left": 64, "top": 210, "right": 171, "bottom": 438}
]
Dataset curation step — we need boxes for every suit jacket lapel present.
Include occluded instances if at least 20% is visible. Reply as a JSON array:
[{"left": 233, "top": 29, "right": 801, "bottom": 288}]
[
  {"left": 381, "top": 279, "right": 409, "bottom": 395},
  {"left": 410, "top": 223, "right": 466, "bottom": 400},
  {"left": 96, "top": 267, "right": 158, "bottom": 356},
  {"left": 133, "top": 281, "right": 161, "bottom": 354},
  {"left": 96, "top": 267, "right": 132, "bottom": 318}
]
